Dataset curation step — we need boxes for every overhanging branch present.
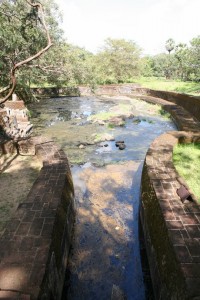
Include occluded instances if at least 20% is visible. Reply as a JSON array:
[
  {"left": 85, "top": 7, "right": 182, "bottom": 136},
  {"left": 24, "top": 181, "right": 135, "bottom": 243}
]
[{"left": 0, "top": 0, "right": 53, "bottom": 105}]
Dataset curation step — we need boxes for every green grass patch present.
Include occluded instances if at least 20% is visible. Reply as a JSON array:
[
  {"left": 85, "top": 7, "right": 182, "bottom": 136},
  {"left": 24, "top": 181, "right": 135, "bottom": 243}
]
[
  {"left": 93, "top": 133, "right": 103, "bottom": 142},
  {"left": 107, "top": 123, "right": 115, "bottom": 129},
  {"left": 159, "top": 108, "right": 171, "bottom": 119},
  {"left": 89, "top": 104, "right": 134, "bottom": 123},
  {"left": 116, "top": 103, "right": 133, "bottom": 113},
  {"left": 134, "top": 77, "right": 200, "bottom": 96},
  {"left": 88, "top": 111, "right": 118, "bottom": 122},
  {"left": 173, "top": 143, "right": 200, "bottom": 203}
]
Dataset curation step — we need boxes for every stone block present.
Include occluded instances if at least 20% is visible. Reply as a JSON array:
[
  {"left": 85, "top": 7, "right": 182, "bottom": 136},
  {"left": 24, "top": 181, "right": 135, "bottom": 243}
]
[
  {"left": 18, "top": 138, "right": 35, "bottom": 155},
  {"left": 0, "top": 140, "right": 17, "bottom": 154},
  {"left": 174, "top": 245, "right": 192, "bottom": 263}
]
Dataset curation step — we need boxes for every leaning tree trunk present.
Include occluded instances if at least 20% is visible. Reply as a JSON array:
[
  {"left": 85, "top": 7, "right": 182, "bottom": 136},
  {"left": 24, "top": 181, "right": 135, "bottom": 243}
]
[{"left": 0, "top": 0, "right": 53, "bottom": 106}]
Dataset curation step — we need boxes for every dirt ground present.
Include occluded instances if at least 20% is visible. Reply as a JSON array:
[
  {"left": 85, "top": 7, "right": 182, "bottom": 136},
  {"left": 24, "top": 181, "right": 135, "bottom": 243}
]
[{"left": 0, "top": 154, "right": 42, "bottom": 234}]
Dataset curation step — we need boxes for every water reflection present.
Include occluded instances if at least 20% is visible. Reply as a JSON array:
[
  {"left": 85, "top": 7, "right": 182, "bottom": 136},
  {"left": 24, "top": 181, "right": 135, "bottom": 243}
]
[{"left": 29, "top": 96, "right": 176, "bottom": 299}]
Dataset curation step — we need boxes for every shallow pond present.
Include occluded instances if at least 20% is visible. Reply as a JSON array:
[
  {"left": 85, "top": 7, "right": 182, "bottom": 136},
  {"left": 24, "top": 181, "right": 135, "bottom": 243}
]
[
  {"left": 29, "top": 96, "right": 175, "bottom": 166},
  {"left": 29, "top": 95, "right": 176, "bottom": 299}
]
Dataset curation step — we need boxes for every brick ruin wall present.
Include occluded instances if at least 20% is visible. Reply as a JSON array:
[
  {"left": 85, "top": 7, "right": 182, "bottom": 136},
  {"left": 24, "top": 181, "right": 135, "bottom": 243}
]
[
  {"left": 138, "top": 93, "right": 200, "bottom": 299},
  {"left": 0, "top": 100, "right": 32, "bottom": 142},
  {"left": 0, "top": 137, "right": 75, "bottom": 300},
  {"left": 1, "top": 86, "right": 200, "bottom": 299},
  {"left": 137, "top": 88, "right": 200, "bottom": 123}
]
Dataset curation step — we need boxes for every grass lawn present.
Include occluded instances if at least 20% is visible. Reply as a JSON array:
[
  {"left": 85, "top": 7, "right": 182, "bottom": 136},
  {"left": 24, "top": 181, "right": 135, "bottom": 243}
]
[
  {"left": 30, "top": 77, "right": 200, "bottom": 96},
  {"left": 134, "top": 77, "right": 200, "bottom": 96},
  {"left": 173, "top": 143, "right": 200, "bottom": 203}
]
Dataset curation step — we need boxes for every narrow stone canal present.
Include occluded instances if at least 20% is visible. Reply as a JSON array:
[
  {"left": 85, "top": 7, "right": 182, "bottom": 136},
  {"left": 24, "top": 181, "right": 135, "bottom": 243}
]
[{"left": 29, "top": 95, "right": 176, "bottom": 299}]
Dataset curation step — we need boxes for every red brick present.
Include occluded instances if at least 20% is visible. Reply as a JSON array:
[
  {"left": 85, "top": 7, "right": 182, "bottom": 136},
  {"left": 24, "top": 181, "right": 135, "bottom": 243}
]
[
  {"left": 20, "top": 295, "right": 31, "bottom": 300},
  {"left": 185, "top": 225, "right": 200, "bottom": 238},
  {"left": 15, "top": 223, "right": 31, "bottom": 236},
  {"left": 186, "top": 278, "right": 200, "bottom": 298},
  {"left": 169, "top": 230, "right": 185, "bottom": 245},
  {"left": 22, "top": 211, "right": 35, "bottom": 222},
  {"left": 185, "top": 239, "right": 200, "bottom": 257},
  {"left": 181, "top": 215, "right": 199, "bottom": 225},
  {"left": 182, "top": 263, "right": 200, "bottom": 278},
  {"left": 172, "top": 205, "right": 186, "bottom": 216},
  {"left": 174, "top": 245, "right": 192, "bottom": 263},
  {"left": 41, "top": 223, "right": 53, "bottom": 237},
  {"left": 185, "top": 204, "right": 200, "bottom": 214},
  {"left": 29, "top": 218, "right": 44, "bottom": 236},
  {"left": 19, "top": 237, "right": 35, "bottom": 251},
  {"left": 163, "top": 210, "right": 177, "bottom": 221},
  {"left": 166, "top": 220, "right": 183, "bottom": 229},
  {"left": 30, "top": 264, "right": 46, "bottom": 286},
  {"left": 0, "top": 291, "right": 20, "bottom": 299}
]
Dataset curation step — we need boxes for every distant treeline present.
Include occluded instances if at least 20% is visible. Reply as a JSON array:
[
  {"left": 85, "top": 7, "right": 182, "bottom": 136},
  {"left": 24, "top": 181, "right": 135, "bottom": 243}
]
[{"left": 0, "top": 0, "right": 199, "bottom": 102}]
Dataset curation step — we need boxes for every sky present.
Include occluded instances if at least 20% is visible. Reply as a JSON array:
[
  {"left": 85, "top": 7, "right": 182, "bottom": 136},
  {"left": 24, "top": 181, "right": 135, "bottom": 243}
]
[{"left": 55, "top": 0, "right": 200, "bottom": 55}]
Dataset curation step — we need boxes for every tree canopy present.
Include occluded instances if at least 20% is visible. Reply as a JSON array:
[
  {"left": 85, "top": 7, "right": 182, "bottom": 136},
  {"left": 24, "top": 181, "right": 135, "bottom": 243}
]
[
  {"left": 0, "top": 1, "right": 199, "bottom": 103},
  {"left": 0, "top": 0, "right": 61, "bottom": 103},
  {"left": 94, "top": 38, "right": 141, "bottom": 84}
]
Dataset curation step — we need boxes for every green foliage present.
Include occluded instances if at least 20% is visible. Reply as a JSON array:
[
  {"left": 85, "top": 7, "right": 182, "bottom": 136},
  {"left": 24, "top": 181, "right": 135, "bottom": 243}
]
[
  {"left": 140, "top": 56, "right": 154, "bottom": 77},
  {"left": 0, "top": 0, "right": 62, "bottom": 99},
  {"left": 174, "top": 43, "right": 189, "bottom": 80},
  {"left": 0, "top": 0, "right": 199, "bottom": 99},
  {"left": 94, "top": 38, "right": 142, "bottom": 84},
  {"left": 149, "top": 53, "right": 169, "bottom": 78},
  {"left": 188, "top": 36, "right": 200, "bottom": 81},
  {"left": 89, "top": 111, "right": 116, "bottom": 122},
  {"left": 165, "top": 38, "right": 175, "bottom": 54},
  {"left": 30, "top": 43, "right": 95, "bottom": 87},
  {"left": 158, "top": 108, "right": 171, "bottom": 119},
  {"left": 173, "top": 143, "right": 200, "bottom": 203},
  {"left": 140, "top": 36, "right": 200, "bottom": 83}
]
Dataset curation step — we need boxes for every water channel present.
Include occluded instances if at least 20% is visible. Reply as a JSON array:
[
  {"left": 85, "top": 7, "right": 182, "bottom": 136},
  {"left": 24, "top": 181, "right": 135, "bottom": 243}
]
[{"left": 28, "top": 95, "right": 176, "bottom": 300}]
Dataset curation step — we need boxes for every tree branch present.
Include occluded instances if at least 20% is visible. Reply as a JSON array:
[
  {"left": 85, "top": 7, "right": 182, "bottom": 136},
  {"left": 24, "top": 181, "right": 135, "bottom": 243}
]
[
  {"left": 0, "top": 0, "right": 53, "bottom": 105},
  {"left": 32, "top": 64, "right": 64, "bottom": 74},
  {"left": 0, "top": 85, "right": 11, "bottom": 94},
  {"left": 0, "top": 9, "right": 21, "bottom": 21}
]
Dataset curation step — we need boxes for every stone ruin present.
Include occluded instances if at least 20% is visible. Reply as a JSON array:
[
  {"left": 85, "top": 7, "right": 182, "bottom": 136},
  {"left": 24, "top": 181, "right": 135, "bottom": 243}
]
[{"left": 0, "top": 94, "right": 33, "bottom": 144}]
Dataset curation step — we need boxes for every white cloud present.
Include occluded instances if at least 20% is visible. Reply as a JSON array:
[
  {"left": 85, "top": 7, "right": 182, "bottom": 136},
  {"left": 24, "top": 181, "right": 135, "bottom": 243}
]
[{"left": 55, "top": 0, "right": 200, "bottom": 54}]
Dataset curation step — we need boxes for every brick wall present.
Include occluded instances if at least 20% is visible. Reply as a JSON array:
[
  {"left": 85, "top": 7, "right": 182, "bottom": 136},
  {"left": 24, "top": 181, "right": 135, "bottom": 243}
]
[
  {"left": 140, "top": 94, "right": 200, "bottom": 300},
  {"left": 136, "top": 88, "right": 200, "bottom": 122},
  {"left": 0, "top": 137, "right": 75, "bottom": 300},
  {"left": 1, "top": 85, "right": 200, "bottom": 299}
]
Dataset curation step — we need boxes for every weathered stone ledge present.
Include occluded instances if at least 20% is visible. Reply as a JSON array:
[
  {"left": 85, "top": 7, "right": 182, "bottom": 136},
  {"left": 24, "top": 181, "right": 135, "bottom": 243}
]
[
  {"left": 0, "top": 136, "right": 75, "bottom": 300},
  {"left": 140, "top": 91, "right": 200, "bottom": 299},
  {"left": 131, "top": 94, "right": 200, "bottom": 132},
  {"left": 135, "top": 88, "right": 200, "bottom": 122}
]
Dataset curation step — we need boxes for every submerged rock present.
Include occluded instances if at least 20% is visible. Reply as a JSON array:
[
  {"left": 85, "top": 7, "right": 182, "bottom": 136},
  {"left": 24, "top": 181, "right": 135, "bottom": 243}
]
[
  {"left": 115, "top": 141, "right": 125, "bottom": 147},
  {"left": 109, "top": 116, "right": 125, "bottom": 127},
  {"left": 133, "top": 118, "right": 141, "bottom": 124},
  {"left": 97, "top": 120, "right": 106, "bottom": 126},
  {"left": 119, "top": 143, "right": 126, "bottom": 150},
  {"left": 94, "top": 133, "right": 115, "bottom": 143},
  {"left": 111, "top": 284, "right": 125, "bottom": 300},
  {"left": 115, "top": 140, "right": 126, "bottom": 150}
]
